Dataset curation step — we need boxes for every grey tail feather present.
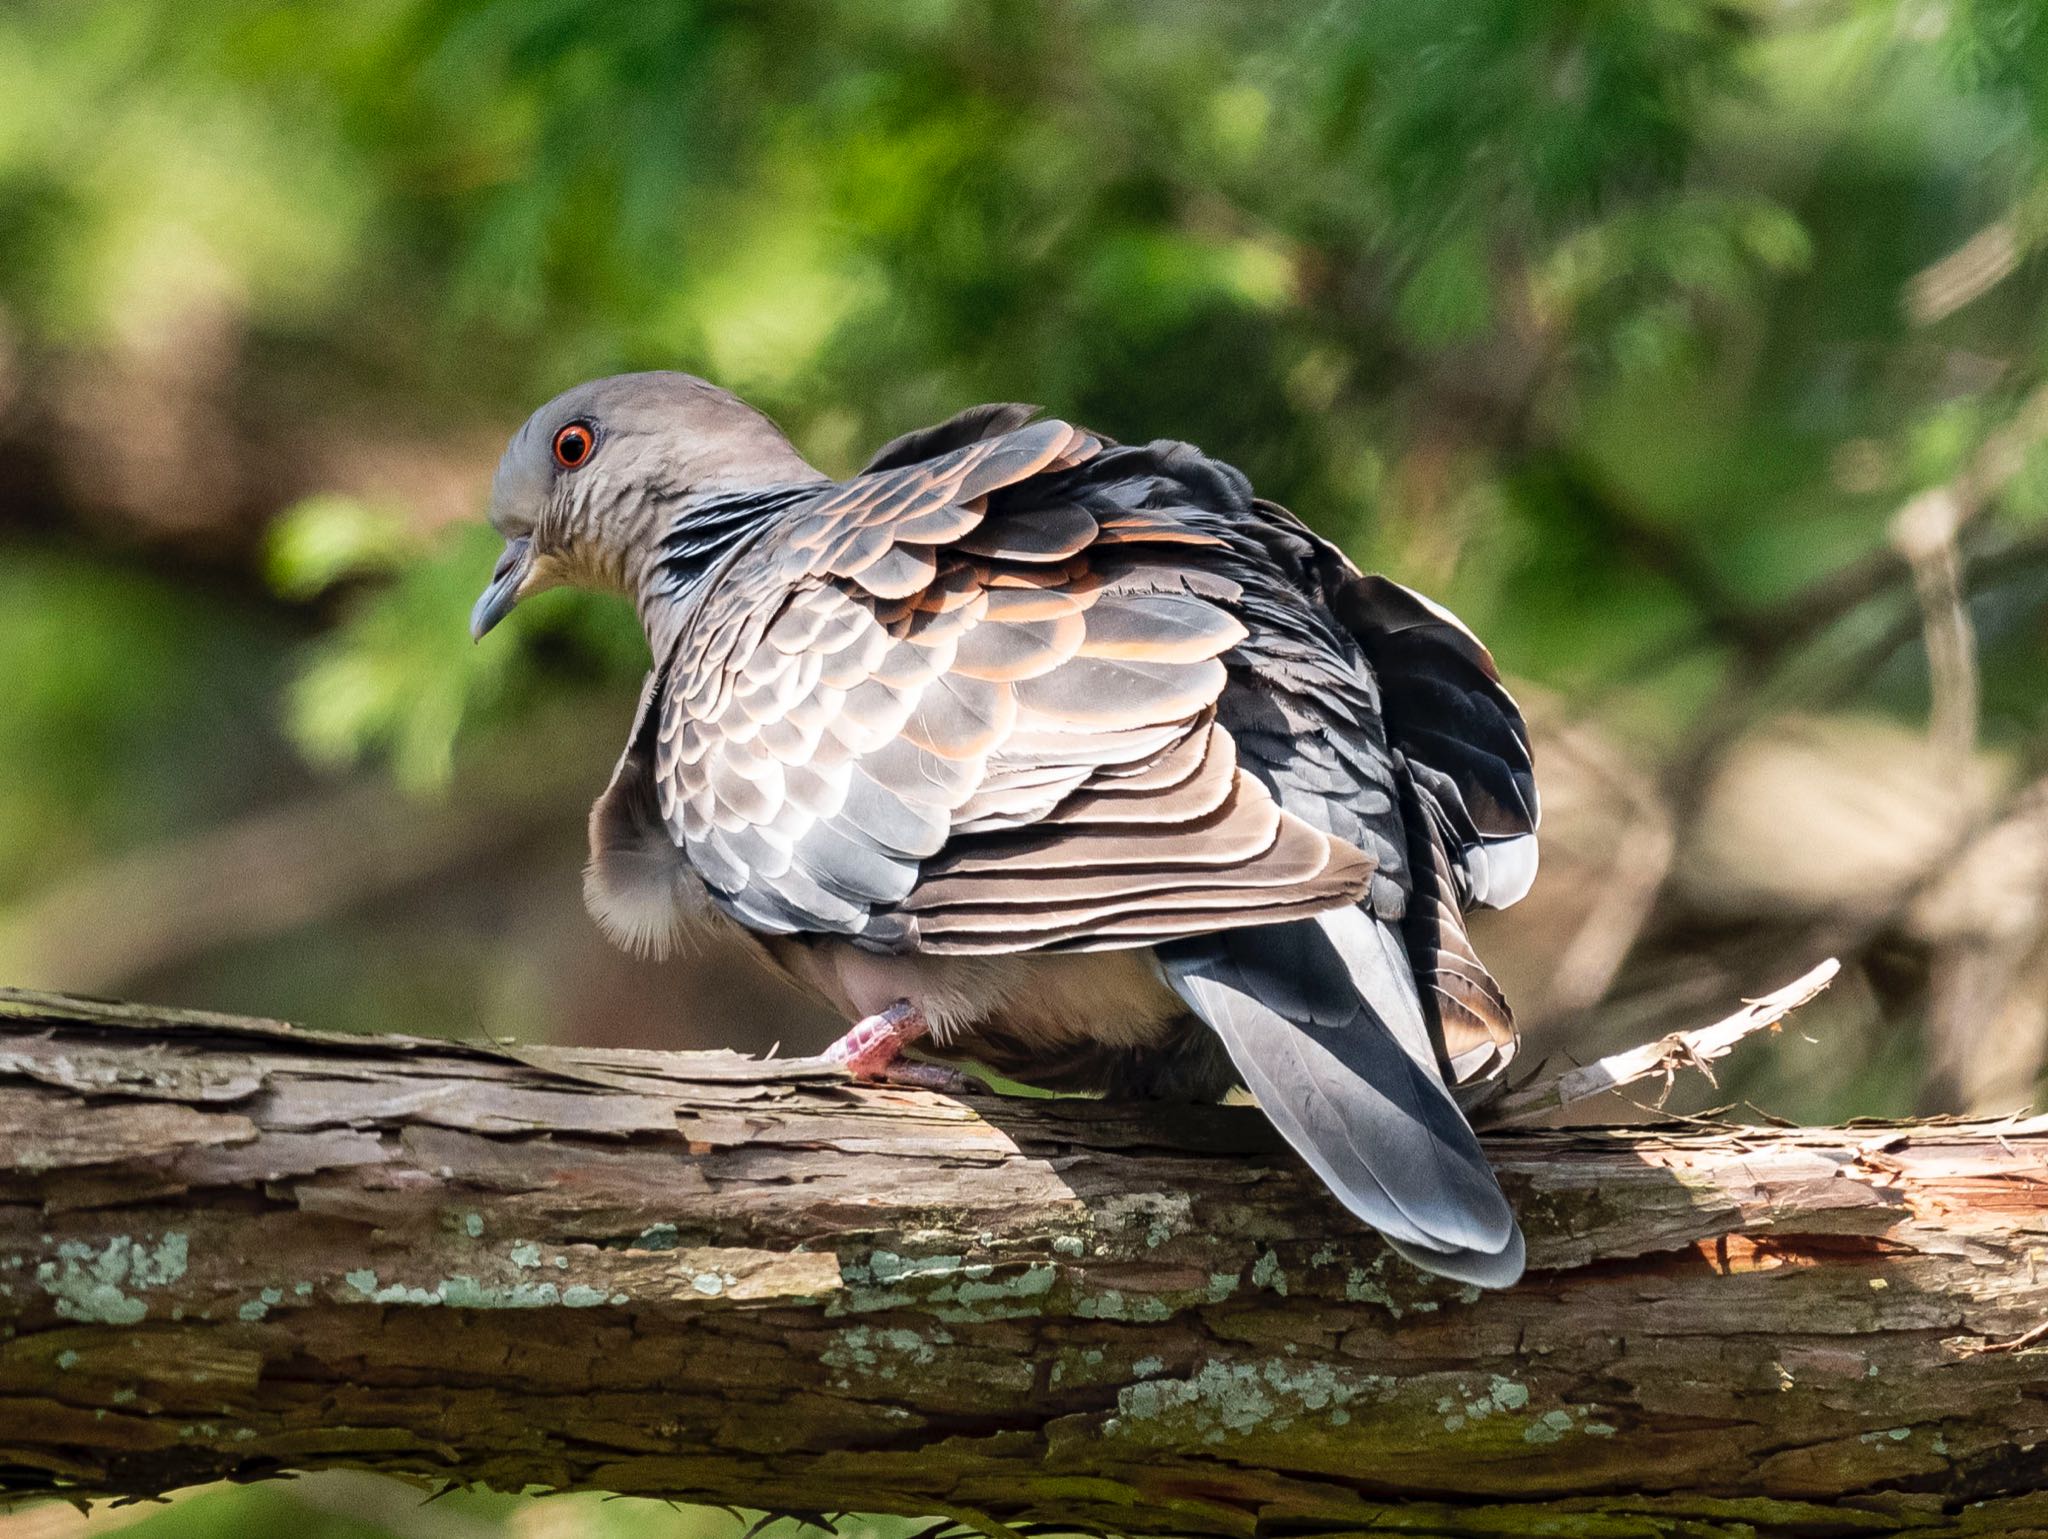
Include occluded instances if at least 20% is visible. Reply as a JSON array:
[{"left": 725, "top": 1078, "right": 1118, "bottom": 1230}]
[{"left": 1159, "top": 905, "right": 1525, "bottom": 1288}]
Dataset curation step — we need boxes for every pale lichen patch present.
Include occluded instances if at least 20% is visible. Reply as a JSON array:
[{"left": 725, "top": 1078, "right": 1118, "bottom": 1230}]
[
  {"left": 935, "top": 1262, "right": 1056, "bottom": 1320},
  {"left": 1076, "top": 1288, "right": 1172, "bottom": 1322},
  {"left": 1250, "top": 1250, "right": 1288, "bottom": 1295},
  {"left": 341, "top": 1269, "right": 621, "bottom": 1309},
  {"left": 1486, "top": 1376, "right": 1530, "bottom": 1413},
  {"left": 34, "top": 1233, "right": 189, "bottom": 1325},
  {"left": 1441, "top": 1375, "right": 1533, "bottom": 1431},
  {"left": 1092, "top": 1191, "right": 1191, "bottom": 1252},
  {"left": 1342, "top": 1255, "right": 1403, "bottom": 1315},
  {"left": 835, "top": 1249, "right": 1054, "bottom": 1320},
  {"left": 1107, "top": 1357, "right": 1396, "bottom": 1442},
  {"left": 821, "top": 1324, "right": 954, "bottom": 1387}
]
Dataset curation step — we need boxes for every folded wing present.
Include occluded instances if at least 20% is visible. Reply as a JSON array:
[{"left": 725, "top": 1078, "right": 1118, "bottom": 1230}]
[{"left": 640, "top": 419, "right": 1373, "bottom": 952}]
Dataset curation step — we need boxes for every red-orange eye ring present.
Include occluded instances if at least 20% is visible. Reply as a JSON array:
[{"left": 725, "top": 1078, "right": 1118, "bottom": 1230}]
[{"left": 552, "top": 422, "right": 595, "bottom": 469}]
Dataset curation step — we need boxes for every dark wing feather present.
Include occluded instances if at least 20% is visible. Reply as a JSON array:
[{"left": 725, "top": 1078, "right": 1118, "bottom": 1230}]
[
  {"left": 1399, "top": 751, "right": 1516, "bottom": 1078},
  {"left": 1165, "top": 496, "right": 1538, "bottom": 1079},
  {"left": 1325, "top": 570, "right": 1536, "bottom": 1077},
  {"left": 1039, "top": 439, "right": 1524, "bottom": 1272},
  {"left": 1328, "top": 567, "right": 1539, "bottom": 908},
  {"left": 862, "top": 403, "right": 1046, "bottom": 474}
]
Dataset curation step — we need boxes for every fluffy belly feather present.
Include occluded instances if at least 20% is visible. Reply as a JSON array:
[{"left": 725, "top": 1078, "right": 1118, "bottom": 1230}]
[
  {"left": 588, "top": 818, "right": 1190, "bottom": 1060},
  {"left": 768, "top": 939, "right": 1187, "bottom": 1053}
]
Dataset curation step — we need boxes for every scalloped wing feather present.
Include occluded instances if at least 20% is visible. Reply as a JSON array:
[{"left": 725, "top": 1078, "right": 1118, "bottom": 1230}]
[{"left": 645, "top": 421, "right": 1375, "bottom": 950}]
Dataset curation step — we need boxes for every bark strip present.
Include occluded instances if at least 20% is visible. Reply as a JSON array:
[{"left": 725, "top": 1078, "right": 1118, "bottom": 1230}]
[{"left": 2, "top": 987, "right": 2047, "bottom": 1538}]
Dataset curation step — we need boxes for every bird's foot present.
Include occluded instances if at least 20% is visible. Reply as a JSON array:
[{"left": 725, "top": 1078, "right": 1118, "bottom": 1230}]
[
  {"left": 824, "top": 1001, "right": 974, "bottom": 1093},
  {"left": 824, "top": 999, "right": 929, "bottom": 1074}
]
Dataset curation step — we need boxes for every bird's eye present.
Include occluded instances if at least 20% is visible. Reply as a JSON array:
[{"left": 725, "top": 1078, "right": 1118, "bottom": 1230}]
[{"left": 552, "top": 422, "right": 595, "bottom": 469}]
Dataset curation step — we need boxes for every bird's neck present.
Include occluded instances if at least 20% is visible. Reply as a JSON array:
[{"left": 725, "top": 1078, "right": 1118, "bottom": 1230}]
[{"left": 626, "top": 454, "right": 831, "bottom": 661}]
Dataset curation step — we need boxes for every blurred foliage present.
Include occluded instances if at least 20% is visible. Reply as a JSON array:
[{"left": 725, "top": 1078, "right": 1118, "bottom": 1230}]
[
  {"left": 4, "top": 0, "right": 2048, "bottom": 1520},
  {"left": 268, "top": 500, "right": 642, "bottom": 788},
  {"left": 217, "top": 0, "right": 2048, "bottom": 764},
  {"left": 0, "top": 0, "right": 2043, "bottom": 1027},
  {"left": 6, "top": 1, "right": 2047, "bottom": 755},
  {"left": 0, "top": 1477, "right": 928, "bottom": 1539}
]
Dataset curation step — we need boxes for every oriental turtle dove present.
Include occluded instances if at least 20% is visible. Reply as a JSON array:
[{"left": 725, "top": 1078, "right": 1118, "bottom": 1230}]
[{"left": 472, "top": 373, "right": 1539, "bottom": 1286}]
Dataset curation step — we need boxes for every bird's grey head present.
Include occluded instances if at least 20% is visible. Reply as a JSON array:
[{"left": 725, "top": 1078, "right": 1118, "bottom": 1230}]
[{"left": 471, "top": 371, "right": 820, "bottom": 640}]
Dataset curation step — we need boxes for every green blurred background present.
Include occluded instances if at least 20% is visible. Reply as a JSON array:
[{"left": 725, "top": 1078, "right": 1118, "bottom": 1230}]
[{"left": 6, "top": 0, "right": 2048, "bottom": 1532}]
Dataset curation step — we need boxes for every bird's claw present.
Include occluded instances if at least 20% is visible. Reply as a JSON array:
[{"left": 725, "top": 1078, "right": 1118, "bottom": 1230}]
[{"left": 859, "top": 1059, "right": 977, "bottom": 1094}]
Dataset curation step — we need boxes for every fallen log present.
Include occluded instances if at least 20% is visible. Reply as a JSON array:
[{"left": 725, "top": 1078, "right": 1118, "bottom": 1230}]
[{"left": 1, "top": 986, "right": 2045, "bottom": 1537}]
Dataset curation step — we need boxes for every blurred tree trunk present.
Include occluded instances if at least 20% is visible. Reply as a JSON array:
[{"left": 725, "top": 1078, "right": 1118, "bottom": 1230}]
[{"left": 3, "top": 988, "right": 2047, "bottom": 1538}]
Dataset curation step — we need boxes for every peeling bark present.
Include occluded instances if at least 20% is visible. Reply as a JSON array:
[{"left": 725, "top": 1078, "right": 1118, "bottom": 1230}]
[{"left": 3, "top": 988, "right": 2048, "bottom": 1537}]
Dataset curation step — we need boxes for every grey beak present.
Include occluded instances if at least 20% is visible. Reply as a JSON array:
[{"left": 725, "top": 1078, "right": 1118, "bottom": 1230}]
[{"left": 471, "top": 535, "right": 534, "bottom": 640}]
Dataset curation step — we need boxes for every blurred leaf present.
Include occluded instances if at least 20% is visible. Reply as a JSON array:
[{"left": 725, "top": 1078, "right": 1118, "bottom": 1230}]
[
  {"left": 1394, "top": 225, "right": 1496, "bottom": 346},
  {"left": 284, "top": 522, "right": 645, "bottom": 792},
  {"left": 0, "top": 549, "right": 290, "bottom": 898},
  {"left": 266, "top": 496, "right": 416, "bottom": 600}
]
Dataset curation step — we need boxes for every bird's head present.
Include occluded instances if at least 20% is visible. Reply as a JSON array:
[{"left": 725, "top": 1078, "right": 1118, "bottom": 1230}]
[{"left": 471, "top": 371, "right": 819, "bottom": 640}]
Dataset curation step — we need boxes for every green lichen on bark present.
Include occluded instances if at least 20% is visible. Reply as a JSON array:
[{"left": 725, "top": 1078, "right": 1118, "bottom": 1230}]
[{"left": 33, "top": 1232, "right": 188, "bottom": 1325}]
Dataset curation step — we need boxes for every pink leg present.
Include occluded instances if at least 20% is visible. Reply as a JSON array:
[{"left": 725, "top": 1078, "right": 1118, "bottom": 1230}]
[{"left": 824, "top": 1000, "right": 973, "bottom": 1092}]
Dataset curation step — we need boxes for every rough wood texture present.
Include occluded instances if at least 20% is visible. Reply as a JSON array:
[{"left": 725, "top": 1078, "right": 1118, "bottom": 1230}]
[{"left": 2, "top": 988, "right": 2047, "bottom": 1538}]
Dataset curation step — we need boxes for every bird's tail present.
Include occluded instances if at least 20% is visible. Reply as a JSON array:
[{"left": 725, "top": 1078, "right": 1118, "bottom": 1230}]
[{"left": 1159, "top": 905, "right": 1524, "bottom": 1287}]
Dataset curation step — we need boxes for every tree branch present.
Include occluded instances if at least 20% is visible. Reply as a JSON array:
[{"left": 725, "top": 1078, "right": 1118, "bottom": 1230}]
[
  {"left": 1483, "top": 957, "right": 1841, "bottom": 1125},
  {"left": 3, "top": 986, "right": 2048, "bottom": 1537}
]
